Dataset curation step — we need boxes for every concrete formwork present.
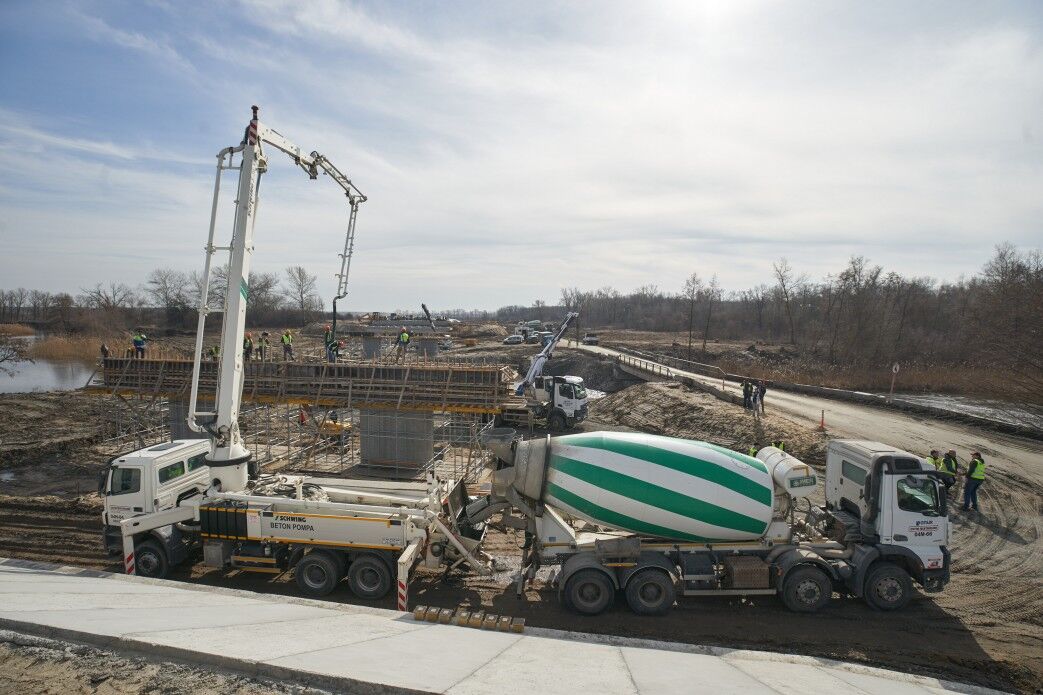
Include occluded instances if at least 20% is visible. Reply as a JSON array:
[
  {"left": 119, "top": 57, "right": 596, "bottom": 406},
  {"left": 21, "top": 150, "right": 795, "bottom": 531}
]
[{"left": 359, "top": 409, "right": 434, "bottom": 473}]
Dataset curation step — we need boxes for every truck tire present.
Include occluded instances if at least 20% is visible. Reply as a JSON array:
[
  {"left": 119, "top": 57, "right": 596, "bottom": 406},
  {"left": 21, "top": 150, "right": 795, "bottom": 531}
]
[
  {"left": 548, "top": 412, "right": 567, "bottom": 432},
  {"left": 347, "top": 555, "right": 391, "bottom": 599},
  {"left": 295, "top": 553, "right": 340, "bottom": 597},
  {"left": 864, "top": 562, "right": 913, "bottom": 611},
  {"left": 781, "top": 565, "right": 832, "bottom": 613},
  {"left": 564, "top": 569, "right": 614, "bottom": 615},
  {"left": 625, "top": 569, "right": 675, "bottom": 616},
  {"left": 135, "top": 540, "right": 169, "bottom": 579}
]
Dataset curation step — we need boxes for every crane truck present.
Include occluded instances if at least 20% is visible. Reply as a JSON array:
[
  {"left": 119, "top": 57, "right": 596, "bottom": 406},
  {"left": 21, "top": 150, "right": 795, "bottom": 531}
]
[
  {"left": 497, "top": 312, "right": 590, "bottom": 431},
  {"left": 100, "top": 107, "right": 490, "bottom": 609},
  {"left": 467, "top": 431, "right": 950, "bottom": 615}
]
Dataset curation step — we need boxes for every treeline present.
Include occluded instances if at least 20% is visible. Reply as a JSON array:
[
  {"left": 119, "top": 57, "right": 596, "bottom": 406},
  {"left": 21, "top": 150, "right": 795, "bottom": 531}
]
[
  {"left": 0, "top": 265, "right": 326, "bottom": 332},
  {"left": 492, "top": 245, "right": 1042, "bottom": 404}
]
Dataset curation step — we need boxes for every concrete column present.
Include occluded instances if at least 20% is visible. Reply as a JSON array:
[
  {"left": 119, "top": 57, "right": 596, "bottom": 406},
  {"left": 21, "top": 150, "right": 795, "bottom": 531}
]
[{"left": 359, "top": 409, "right": 434, "bottom": 472}]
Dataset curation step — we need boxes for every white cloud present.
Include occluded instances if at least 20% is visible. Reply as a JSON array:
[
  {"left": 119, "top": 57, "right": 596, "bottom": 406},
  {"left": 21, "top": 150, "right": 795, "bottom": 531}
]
[{"left": 1, "top": 1, "right": 1041, "bottom": 310}]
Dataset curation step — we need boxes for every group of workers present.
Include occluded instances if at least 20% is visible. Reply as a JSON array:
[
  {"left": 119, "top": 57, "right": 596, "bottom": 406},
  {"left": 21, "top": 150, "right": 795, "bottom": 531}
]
[
  {"left": 746, "top": 440, "right": 786, "bottom": 456},
  {"left": 207, "top": 329, "right": 294, "bottom": 361},
  {"left": 741, "top": 379, "right": 768, "bottom": 414},
  {"left": 926, "top": 449, "right": 987, "bottom": 513}
]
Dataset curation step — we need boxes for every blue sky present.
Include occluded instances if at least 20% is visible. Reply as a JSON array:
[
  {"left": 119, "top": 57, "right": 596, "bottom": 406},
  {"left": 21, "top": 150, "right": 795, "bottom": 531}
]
[{"left": 1, "top": 1, "right": 1041, "bottom": 312}]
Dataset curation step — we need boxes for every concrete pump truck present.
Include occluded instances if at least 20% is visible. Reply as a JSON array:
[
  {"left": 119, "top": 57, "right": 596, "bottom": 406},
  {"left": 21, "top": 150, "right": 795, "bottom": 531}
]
[{"left": 100, "top": 107, "right": 491, "bottom": 609}]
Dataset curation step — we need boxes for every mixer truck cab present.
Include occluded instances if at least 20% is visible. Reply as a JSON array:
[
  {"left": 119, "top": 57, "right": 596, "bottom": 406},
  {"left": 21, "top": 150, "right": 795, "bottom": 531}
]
[
  {"left": 100, "top": 440, "right": 212, "bottom": 565},
  {"left": 533, "top": 375, "right": 588, "bottom": 429},
  {"left": 473, "top": 431, "right": 951, "bottom": 618}
]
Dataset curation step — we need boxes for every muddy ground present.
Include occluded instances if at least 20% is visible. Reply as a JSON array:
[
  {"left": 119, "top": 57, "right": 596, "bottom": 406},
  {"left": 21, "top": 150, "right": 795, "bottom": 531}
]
[{"left": 0, "top": 352, "right": 1041, "bottom": 693}]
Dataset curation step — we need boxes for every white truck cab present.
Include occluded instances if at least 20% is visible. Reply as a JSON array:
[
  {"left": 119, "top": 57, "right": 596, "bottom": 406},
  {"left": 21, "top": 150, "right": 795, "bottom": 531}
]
[
  {"left": 825, "top": 440, "right": 950, "bottom": 592},
  {"left": 101, "top": 440, "right": 212, "bottom": 559},
  {"left": 532, "top": 375, "right": 588, "bottom": 429}
]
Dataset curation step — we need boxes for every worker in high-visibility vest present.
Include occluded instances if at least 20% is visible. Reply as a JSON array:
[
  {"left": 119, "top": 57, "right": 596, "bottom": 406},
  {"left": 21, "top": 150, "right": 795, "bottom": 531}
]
[
  {"left": 395, "top": 327, "right": 410, "bottom": 362},
  {"left": 243, "top": 332, "right": 253, "bottom": 360},
  {"left": 962, "top": 452, "right": 986, "bottom": 513},
  {"left": 281, "top": 330, "right": 294, "bottom": 360},
  {"left": 747, "top": 444, "right": 759, "bottom": 457},
  {"left": 772, "top": 440, "right": 786, "bottom": 452},
  {"left": 132, "top": 331, "right": 147, "bottom": 358},
  {"left": 926, "top": 450, "right": 944, "bottom": 471},
  {"left": 931, "top": 449, "right": 956, "bottom": 494}
]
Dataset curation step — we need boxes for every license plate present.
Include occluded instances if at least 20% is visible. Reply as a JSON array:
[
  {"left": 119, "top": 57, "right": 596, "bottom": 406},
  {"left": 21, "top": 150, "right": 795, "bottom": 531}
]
[{"left": 789, "top": 475, "right": 817, "bottom": 488}]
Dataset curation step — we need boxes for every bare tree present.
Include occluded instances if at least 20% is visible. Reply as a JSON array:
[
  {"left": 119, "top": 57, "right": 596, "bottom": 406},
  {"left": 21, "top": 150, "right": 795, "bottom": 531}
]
[
  {"left": 79, "top": 282, "right": 136, "bottom": 311},
  {"left": 283, "top": 266, "right": 321, "bottom": 324},
  {"left": 0, "top": 335, "right": 29, "bottom": 376},
  {"left": 773, "top": 259, "right": 802, "bottom": 345},
  {"left": 702, "top": 274, "right": 721, "bottom": 353},
  {"left": 682, "top": 272, "right": 702, "bottom": 360}
]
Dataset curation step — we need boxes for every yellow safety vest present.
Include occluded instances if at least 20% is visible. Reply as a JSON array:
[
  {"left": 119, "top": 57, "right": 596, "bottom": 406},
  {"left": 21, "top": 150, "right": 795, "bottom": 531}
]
[
  {"left": 927, "top": 456, "right": 943, "bottom": 471},
  {"left": 748, "top": 446, "right": 757, "bottom": 456},
  {"left": 968, "top": 458, "right": 985, "bottom": 480},
  {"left": 282, "top": 334, "right": 292, "bottom": 345},
  {"left": 400, "top": 332, "right": 410, "bottom": 344}
]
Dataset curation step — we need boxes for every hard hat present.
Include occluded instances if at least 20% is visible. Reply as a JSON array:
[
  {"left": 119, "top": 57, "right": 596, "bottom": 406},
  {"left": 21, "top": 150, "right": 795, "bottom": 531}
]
[{"left": 325, "top": 324, "right": 331, "bottom": 329}]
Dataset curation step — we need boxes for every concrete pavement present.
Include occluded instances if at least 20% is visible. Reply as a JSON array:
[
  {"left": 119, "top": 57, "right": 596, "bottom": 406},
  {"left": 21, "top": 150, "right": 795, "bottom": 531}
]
[{"left": 0, "top": 558, "right": 1000, "bottom": 694}]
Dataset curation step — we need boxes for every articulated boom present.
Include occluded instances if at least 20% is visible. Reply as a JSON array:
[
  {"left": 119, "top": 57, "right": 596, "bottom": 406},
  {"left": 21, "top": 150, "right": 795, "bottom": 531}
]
[{"left": 187, "top": 106, "right": 365, "bottom": 493}]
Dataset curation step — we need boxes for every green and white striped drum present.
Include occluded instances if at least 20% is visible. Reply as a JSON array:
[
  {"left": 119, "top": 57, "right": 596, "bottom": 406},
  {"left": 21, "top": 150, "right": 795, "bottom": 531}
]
[{"left": 544, "top": 432, "right": 773, "bottom": 542}]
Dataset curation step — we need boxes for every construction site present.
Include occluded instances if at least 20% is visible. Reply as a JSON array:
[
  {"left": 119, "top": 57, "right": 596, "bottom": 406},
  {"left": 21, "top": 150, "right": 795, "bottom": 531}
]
[{"left": 0, "top": 43, "right": 1041, "bottom": 693}]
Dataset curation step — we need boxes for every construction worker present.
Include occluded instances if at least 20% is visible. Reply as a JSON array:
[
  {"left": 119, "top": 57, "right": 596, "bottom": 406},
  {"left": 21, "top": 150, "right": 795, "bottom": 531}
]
[
  {"left": 323, "top": 324, "right": 335, "bottom": 361},
  {"left": 962, "top": 451, "right": 986, "bottom": 513},
  {"left": 132, "top": 330, "right": 147, "bottom": 358},
  {"left": 243, "top": 332, "right": 253, "bottom": 360},
  {"left": 938, "top": 449, "right": 958, "bottom": 494},
  {"left": 395, "top": 327, "right": 410, "bottom": 362},
  {"left": 257, "top": 332, "right": 270, "bottom": 361},
  {"left": 741, "top": 379, "right": 752, "bottom": 410},
  {"left": 208, "top": 344, "right": 220, "bottom": 361},
  {"left": 100, "top": 343, "right": 110, "bottom": 360},
  {"left": 926, "top": 449, "right": 944, "bottom": 471},
  {"left": 747, "top": 443, "right": 759, "bottom": 457},
  {"left": 757, "top": 381, "right": 767, "bottom": 415},
  {"left": 281, "top": 330, "right": 294, "bottom": 360},
  {"left": 772, "top": 440, "right": 786, "bottom": 452}
]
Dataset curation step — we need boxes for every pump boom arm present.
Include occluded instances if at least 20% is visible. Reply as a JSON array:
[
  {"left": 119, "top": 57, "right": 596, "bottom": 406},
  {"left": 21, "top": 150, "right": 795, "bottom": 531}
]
[{"left": 515, "top": 312, "right": 578, "bottom": 396}]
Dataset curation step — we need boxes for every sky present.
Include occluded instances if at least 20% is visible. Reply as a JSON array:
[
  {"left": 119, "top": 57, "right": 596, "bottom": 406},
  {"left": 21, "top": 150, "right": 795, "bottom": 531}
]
[{"left": 0, "top": 1, "right": 1041, "bottom": 312}]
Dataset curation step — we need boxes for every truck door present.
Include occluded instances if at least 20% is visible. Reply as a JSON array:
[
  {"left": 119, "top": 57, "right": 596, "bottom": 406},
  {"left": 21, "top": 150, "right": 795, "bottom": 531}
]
[
  {"left": 884, "top": 474, "right": 946, "bottom": 544},
  {"left": 557, "top": 383, "right": 575, "bottom": 416},
  {"left": 106, "top": 465, "right": 147, "bottom": 524}
]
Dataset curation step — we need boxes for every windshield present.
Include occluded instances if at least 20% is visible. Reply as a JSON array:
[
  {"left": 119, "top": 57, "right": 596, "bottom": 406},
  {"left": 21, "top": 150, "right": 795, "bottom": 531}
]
[{"left": 896, "top": 476, "right": 942, "bottom": 515}]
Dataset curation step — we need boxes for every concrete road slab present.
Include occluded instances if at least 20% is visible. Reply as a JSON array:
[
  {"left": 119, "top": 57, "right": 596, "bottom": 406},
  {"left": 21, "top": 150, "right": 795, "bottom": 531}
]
[
  {"left": 0, "top": 591, "right": 259, "bottom": 611},
  {"left": 0, "top": 559, "right": 997, "bottom": 695},
  {"left": 449, "top": 634, "right": 635, "bottom": 695},
  {"left": 268, "top": 622, "right": 520, "bottom": 692},
  {"left": 622, "top": 646, "right": 775, "bottom": 695},
  {"left": 0, "top": 602, "right": 335, "bottom": 638},
  {"left": 134, "top": 612, "right": 430, "bottom": 662}
]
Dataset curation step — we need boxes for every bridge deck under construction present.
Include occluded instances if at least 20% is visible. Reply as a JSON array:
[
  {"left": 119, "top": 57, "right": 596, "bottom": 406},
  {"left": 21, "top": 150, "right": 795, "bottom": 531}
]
[{"left": 88, "top": 358, "right": 518, "bottom": 413}]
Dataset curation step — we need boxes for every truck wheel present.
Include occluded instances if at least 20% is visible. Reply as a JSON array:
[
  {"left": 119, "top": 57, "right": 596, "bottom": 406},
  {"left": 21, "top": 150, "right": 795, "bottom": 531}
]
[
  {"left": 548, "top": 412, "right": 567, "bottom": 432},
  {"left": 295, "top": 553, "right": 340, "bottom": 597},
  {"left": 864, "top": 562, "right": 913, "bottom": 611},
  {"left": 347, "top": 555, "right": 391, "bottom": 599},
  {"left": 781, "top": 565, "right": 832, "bottom": 613},
  {"left": 564, "top": 569, "right": 614, "bottom": 615},
  {"left": 625, "top": 569, "right": 675, "bottom": 616},
  {"left": 135, "top": 540, "right": 169, "bottom": 579}
]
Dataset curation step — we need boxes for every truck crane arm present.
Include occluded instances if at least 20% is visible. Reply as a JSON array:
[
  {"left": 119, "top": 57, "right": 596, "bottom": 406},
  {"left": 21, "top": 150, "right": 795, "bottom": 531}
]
[
  {"left": 514, "top": 311, "right": 578, "bottom": 396},
  {"left": 188, "top": 106, "right": 365, "bottom": 493}
]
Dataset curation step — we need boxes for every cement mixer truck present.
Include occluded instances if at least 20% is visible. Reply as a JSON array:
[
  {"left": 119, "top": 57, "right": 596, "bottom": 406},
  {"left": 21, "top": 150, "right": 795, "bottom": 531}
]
[{"left": 467, "top": 432, "right": 950, "bottom": 615}]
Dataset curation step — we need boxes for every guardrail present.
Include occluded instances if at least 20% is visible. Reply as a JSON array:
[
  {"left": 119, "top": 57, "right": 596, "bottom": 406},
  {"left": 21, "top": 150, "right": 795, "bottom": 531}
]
[{"left": 615, "top": 353, "right": 674, "bottom": 379}]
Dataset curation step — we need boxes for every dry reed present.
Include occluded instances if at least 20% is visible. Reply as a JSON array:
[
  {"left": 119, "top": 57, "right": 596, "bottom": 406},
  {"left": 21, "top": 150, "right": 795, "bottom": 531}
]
[{"left": 0, "top": 323, "right": 35, "bottom": 337}]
